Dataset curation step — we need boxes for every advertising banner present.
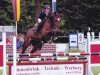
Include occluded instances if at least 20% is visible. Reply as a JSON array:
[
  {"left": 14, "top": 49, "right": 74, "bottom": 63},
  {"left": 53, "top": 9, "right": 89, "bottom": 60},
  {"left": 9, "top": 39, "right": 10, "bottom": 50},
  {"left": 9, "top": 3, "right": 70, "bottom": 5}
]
[
  {"left": 91, "top": 44, "right": 100, "bottom": 64},
  {"left": 0, "top": 45, "right": 3, "bottom": 67},
  {"left": 12, "top": 64, "right": 84, "bottom": 75},
  {"left": 69, "top": 34, "right": 78, "bottom": 48},
  {"left": 78, "top": 33, "right": 84, "bottom": 44},
  {"left": 0, "top": 26, "right": 16, "bottom": 32}
]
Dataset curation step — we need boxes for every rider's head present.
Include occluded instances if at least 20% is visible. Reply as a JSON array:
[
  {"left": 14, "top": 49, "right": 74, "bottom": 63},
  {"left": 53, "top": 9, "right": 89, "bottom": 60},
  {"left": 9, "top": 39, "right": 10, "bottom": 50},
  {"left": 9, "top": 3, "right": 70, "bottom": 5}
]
[
  {"left": 44, "top": 4, "right": 50, "bottom": 13},
  {"left": 45, "top": 4, "right": 50, "bottom": 9}
]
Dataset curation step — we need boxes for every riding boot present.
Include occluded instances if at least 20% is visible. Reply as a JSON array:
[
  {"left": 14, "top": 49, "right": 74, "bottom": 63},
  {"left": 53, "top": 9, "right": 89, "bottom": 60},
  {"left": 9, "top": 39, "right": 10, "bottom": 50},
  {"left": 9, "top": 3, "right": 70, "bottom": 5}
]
[
  {"left": 34, "top": 21, "right": 44, "bottom": 35},
  {"left": 34, "top": 27, "right": 40, "bottom": 35}
]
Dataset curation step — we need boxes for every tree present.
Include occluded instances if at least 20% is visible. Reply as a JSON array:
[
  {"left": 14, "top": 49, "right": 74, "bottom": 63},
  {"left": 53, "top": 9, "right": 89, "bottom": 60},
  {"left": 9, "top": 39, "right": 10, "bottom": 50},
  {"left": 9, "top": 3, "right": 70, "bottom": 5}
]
[
  {"left": 0, "top": 0, "right": 100, "bottom": 35},
  {"left": 0, "top": 0, "right": 14, "bottom": 25},
  {"left": 34, "top": 0, "right": 41, "bottom": 22},
  {"left": 57, "top": 0, "right": 100, "bottom": 33}
]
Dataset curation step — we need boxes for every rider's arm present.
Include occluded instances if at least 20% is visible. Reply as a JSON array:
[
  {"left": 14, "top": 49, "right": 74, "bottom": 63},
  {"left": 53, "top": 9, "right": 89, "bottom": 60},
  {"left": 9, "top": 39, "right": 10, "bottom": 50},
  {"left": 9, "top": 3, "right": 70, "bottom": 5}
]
[
  {"left": 38, "top": 18, "right": 41, "bottom": 23},
  {"left": 38, "top": 13, "right": 42, "bottom": 23},
  {"left": 38, "top": 12, "right": 46, "bottom": 23}
]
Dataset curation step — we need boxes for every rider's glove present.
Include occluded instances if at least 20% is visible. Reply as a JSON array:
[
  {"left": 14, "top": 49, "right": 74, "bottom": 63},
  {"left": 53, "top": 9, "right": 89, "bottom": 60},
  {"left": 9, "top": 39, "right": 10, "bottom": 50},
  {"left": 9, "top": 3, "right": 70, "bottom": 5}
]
[{"left": 38, "top": 18, "right": 41, "bottom": 23}]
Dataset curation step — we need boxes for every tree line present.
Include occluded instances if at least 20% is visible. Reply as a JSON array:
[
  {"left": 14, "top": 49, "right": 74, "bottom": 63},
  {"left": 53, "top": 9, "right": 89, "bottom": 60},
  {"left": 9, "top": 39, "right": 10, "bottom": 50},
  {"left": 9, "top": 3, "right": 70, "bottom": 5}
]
[{"left": 0, "top": 0, "right": 100, "bottom": 35}]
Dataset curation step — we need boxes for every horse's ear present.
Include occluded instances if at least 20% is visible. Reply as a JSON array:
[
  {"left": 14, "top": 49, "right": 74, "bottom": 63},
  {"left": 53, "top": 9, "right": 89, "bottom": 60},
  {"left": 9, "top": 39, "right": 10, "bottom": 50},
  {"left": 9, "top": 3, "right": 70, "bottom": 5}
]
[
  {"left": 56, "top": 13, "right": 62, "bottom": 19},
  {"left": 50, "top": 13, "right": 54, "bottom": 17},
  {"left": 55, "top": 12, "right": 62, "bottom": 20},
  {"left": 54, "top": 12, "right": 60, "bottom": 17}
]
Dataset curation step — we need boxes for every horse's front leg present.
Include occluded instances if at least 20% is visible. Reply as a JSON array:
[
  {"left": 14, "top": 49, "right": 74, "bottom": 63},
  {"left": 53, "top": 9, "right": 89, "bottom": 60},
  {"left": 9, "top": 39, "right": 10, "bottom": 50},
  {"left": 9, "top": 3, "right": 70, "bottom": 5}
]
[
  {"left": 47, "top": 36, "right": 53, "bottom": 43},
  {"left": 48, "top": 32, "right": 56, "bottom": 43}
]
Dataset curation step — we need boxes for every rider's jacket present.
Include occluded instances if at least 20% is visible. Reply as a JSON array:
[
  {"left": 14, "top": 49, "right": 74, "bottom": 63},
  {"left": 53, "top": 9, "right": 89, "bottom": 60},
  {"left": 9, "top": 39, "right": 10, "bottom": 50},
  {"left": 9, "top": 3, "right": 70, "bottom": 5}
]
[
  {"left": 34, "top": 10, "right": 51, "bottom": 33},
  {"left": 38, "top": 11, "right": 51, "bottom": 23}
]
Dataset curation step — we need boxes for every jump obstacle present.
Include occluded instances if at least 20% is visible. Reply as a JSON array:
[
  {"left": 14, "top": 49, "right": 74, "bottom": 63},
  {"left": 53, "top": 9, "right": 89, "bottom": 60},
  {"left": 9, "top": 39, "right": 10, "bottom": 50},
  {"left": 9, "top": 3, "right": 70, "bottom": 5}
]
[
  {"left": 7, "top": 56, "right": 88, "bottom": 61},
  {"left": 7, "top": 52, "right": 100, "bottom": 57},
  {"left": 0, "top": 26, "right": 16, "bottom": 75},
  {"left": 1, "top": 31, "right": 100, "bottom": 75},
  {"left": 7, "top": 52, "right": 99, "bottom": 62}
]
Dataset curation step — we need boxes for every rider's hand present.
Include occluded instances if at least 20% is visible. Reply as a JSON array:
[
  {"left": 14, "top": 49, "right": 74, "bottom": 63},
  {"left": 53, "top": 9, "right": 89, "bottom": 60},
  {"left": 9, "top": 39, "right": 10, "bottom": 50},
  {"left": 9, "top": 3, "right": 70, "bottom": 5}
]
[{"left": 38, "top": 18, "right": 41, "bottom": 23}]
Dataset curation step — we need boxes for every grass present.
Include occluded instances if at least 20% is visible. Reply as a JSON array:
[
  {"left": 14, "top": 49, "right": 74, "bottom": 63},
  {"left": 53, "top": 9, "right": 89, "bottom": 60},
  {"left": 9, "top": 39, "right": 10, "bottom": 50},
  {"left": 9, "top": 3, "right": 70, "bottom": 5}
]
[
  {"left": 0, "top": 69, "right": 2, "bottom": 75},
  {"left": 0, "top": 67, "right": 8, "bottom": 75},
  {"left": 91, "top": 66, "right": 100, "bottom": 75}
]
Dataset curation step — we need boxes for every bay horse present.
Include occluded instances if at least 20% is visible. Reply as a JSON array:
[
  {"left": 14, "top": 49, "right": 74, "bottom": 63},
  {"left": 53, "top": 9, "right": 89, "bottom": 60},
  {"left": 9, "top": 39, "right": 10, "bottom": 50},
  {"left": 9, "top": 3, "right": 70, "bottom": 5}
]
[{"left": 21, "top": 12, "right": 61, "bottom": 53}]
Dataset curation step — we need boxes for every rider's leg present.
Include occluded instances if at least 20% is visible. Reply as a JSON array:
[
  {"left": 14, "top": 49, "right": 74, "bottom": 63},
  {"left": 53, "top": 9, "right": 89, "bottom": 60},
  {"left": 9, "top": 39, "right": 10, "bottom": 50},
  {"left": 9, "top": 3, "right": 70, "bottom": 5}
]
[{"left": 34, "top": 21, "right": 44, "bottom": 35}]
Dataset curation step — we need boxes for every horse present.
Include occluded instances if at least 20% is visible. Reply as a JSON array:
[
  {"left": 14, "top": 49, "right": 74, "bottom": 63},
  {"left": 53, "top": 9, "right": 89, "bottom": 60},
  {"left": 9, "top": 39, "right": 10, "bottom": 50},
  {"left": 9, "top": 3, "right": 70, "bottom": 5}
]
[{"left": 21, "top": 12, "right": 61, "bottom": 53}]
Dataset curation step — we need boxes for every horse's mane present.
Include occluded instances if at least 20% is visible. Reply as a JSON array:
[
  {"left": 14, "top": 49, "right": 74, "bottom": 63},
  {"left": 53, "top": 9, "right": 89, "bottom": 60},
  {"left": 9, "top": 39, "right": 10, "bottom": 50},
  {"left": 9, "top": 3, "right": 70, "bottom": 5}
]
[{"left": 48, "top": 14, "right": 54, "bottom": 25}]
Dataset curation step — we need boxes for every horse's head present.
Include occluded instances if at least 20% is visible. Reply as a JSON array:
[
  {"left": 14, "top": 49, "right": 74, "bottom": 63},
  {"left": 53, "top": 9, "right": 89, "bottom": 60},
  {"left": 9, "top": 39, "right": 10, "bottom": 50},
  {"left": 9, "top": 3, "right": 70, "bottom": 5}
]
[
  {"left": 50, "top": 12, "right": 61, "bottom": 32},
  {"left": 37, "top": 12, "right": 61, "bottom": 40}
]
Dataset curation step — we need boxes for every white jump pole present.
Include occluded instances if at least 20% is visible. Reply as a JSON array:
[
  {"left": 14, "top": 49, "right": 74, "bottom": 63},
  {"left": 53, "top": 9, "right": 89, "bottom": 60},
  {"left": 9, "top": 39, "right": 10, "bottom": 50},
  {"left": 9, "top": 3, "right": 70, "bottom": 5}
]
[
  {"left": 87, "top": 31, "right": 91, "bottom": 75},
  {"left": 2, "top": 32, "right": 7, "bottom": 75},
  {"left": 87, "top": 27, "right": 94, "bottom": 75},
  {"left": 99, "top": 32, "right": 100, "bottom": 40},
  {"left": 91, "top": 32, "right": 94, "bottom": 41},
  {"left": 13, "top": 36, "right": 17, "bottom": 75}
]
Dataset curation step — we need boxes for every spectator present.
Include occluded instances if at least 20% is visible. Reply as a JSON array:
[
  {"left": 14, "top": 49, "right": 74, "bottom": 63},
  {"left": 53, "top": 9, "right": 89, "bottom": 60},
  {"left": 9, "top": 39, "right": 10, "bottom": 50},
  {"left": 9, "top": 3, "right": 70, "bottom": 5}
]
[{"left": 17, "top": 33, "right": 25, "bottom": 49}]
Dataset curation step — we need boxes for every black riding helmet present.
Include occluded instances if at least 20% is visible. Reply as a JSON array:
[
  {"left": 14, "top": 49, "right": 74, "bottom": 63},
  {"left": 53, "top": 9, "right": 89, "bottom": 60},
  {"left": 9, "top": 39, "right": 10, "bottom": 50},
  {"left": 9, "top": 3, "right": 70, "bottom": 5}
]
[{"left": 44, "top": 4, "right": 50, "bottom": 9}]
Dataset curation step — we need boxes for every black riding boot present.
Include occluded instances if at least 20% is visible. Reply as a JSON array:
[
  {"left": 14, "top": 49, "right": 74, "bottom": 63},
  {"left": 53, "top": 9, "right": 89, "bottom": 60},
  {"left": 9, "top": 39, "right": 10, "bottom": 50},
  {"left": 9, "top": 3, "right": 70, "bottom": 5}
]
[{"left": 34, "top": 21, "right": 44, "bottom": 35}]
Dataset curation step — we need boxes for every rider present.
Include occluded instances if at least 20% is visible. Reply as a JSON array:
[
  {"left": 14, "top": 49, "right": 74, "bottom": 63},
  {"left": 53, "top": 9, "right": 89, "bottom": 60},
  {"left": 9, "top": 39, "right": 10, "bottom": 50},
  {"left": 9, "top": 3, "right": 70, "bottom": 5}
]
[
  {"left": 34, "top": 4, "right": 51, "bottom": 35},
  {"left": 17, "top": 32, "right": 25, "bottom": 49}
]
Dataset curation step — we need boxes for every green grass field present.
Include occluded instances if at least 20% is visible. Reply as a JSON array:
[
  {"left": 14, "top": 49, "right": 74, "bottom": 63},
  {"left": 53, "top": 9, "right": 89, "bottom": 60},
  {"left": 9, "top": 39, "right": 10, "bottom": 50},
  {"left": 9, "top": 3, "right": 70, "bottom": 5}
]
[
  {"left": 0, "top": 69, "right": 2, "bottom": 75},
  {"left": 0, "top": 67, "right": 8, "bottom": 75},
  {"left": 91, "top": 66, "right": 100, "bottom": 75}
]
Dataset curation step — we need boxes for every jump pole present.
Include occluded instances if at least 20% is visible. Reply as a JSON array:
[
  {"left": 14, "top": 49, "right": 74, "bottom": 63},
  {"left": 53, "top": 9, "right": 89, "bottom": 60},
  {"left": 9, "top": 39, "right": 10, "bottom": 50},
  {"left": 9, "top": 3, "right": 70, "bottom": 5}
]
[
  {"left": 12, "top": 36, "right": 17, "bottom": 75},
  {"left": 2, "top": 32, "right": 7, "bottom": 75},
  {"left": 7, "top": 52, "right": 100, "bottom": 57},
  {"left": 87, "top": 31, "right": 91, "bottom": 75}
]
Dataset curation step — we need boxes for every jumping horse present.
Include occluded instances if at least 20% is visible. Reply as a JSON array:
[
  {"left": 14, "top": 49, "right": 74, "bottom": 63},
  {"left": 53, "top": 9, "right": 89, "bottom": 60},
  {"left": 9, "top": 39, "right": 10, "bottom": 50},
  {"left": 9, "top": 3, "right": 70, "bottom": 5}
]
[{"left": 21, "top": 12, "right": 61, "bottom": 53}]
